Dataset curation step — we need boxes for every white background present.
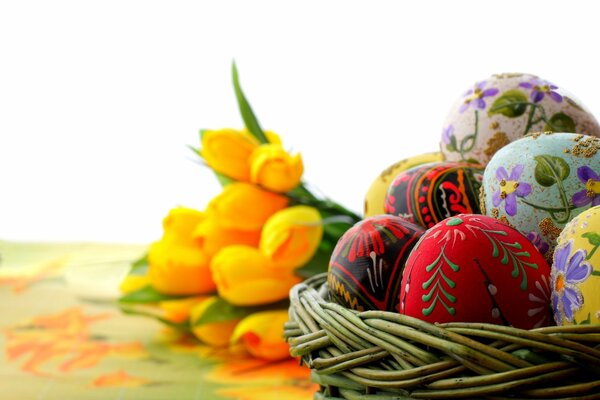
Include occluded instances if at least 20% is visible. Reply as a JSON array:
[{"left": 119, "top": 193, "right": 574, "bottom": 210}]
[{"left": 2, "top": 0, "right": 600, "bottom": 244}]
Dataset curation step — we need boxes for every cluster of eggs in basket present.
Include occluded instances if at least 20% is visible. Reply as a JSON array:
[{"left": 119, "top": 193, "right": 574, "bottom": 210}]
[{"left": 328, "top": 72, "right": 600, "bottom": 329}]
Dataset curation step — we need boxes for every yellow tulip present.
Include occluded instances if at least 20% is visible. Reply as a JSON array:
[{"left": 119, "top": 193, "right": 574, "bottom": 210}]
[
  {"left": 201, "top": 128, "right": 259, "bottom": 181},
  {"left": 260, "top": 206, "right": 323, "bottom": 269},
  {"left": 231, "top": 310, "right": 291, "bottom": 361},
  {"left": 148, "top": 240, "right": 215, "bottom": 295},
  {"left": 207, "top": 183, "right": 288, "bottom": 231},
  {"left": 190, "top": 296, "right": 240, "bottom": 348},
  {"left": 158, "top": 296, "right": 209, "bottom": 323},
  {"left": 161, "top": 206, "right": 206, "bottom": 246},
  {"left": 148, "top": 207, "right": 216, "bottom": 295},
  {"left": 264, "top": 130, "right": 282, "bottom": 144},
  {"left": 250, "top": 144, "right": 303, "bottom": 192},
  {"left": 210, "top": 245, "right": 301, "bottom": 306},
  {"left": 193, "top": 216, "right": 261, "bottom": 258},
  {"left": 119, "top": 274, "right": 151, "bottom": 294}
]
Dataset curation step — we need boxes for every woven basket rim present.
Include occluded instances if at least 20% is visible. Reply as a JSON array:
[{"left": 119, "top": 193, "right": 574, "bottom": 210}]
[{"left": 285, "top": 273, "right": 600, "bottom": 400}]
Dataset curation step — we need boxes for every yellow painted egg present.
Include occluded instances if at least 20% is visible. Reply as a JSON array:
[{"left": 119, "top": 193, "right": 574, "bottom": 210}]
[
  {"left": 552, "top": 205, "right": 600, "bottom": 325},
  {"left": 364, "top": 152, "right": 443, "bottom": 217}
]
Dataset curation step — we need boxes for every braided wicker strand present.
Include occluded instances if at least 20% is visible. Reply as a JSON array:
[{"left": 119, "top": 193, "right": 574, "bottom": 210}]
[{"left": 284, "top": 273, "right": 600, "bottom": 400}]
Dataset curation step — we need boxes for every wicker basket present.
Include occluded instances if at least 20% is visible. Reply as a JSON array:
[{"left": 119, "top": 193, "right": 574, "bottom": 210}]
[{"left": 284, "top": 273, "right": 600, "bottom": 400}]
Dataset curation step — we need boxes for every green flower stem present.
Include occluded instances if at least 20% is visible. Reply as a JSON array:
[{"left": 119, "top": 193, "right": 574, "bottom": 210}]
[
  {"left": 288, "top": 183, "right": 362, "bottom": 223},
  {"left": 518, "top": 198, "right": 575, "bottom": 223},
  {"left": 587, "top": 244, "right": 598, "bottom": 261},
  {"left": 458, "top": 110, "right": 479, "bottom": 161},
  {"left": 553, "top": 180, "right": 572, "bottom": 223},
  {"left": 523, "top": 104, "right": 538, "bottom": 136},
  {"left": 488, "top": 101, "right": 556, "bottom": 135}
]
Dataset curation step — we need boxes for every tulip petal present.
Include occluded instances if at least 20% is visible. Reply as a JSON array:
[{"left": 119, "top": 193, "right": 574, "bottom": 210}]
[
  {"left": 259, "top": 206, "right": 323, "bottom": 269},
  {"left": 201, "top": 128, "right": 259, "bottom": 181},
  {"left": 190, "top": 297, "right": 240, "bottom": 347},
  {"left": 231, "top": 311, "right": 291, "bottom": 361}
]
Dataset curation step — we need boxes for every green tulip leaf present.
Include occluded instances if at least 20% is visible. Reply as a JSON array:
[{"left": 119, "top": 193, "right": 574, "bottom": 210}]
[
  {"left": 213, "top": 170, "right": 234, "bottom": 186},
  {"left": 488, "top": 90, "right": 528, "bottom": 118},
  {"left": 544, "top": 112, "right": 576, "bottom": 133},
  {"left": 119, "top": 285, "right": 188, "bottom": 304},
  {"left": 232, "top": 61, "right": 269, "bottom": 144},
  {"left": 534, "top": 155, "right": 570, "bottom": 187},
  {"left": 118, "top": 302, "right": 191, "bottom": 331},
  {"left": 130, "top": 253, "right": 149, "bottom": 276},
  {"left": 295, "top": 243, "right": 333, "bottom": 279},
  {"left": 192, "top": 297, "right": 289, "bottom": 326}
]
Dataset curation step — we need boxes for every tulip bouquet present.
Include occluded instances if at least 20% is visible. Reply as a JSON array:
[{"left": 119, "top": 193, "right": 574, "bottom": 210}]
[{"left": 118, "top": 62, "right": 361, "bottom": 361}]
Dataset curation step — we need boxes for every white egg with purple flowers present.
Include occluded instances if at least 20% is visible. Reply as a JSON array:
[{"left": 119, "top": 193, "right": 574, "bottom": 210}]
[
  {"left": 440, "top": 73, "right": 600, "bottom": 166},
  {"left": 480, "top": 132, "right": 600, "bottom": 256}
]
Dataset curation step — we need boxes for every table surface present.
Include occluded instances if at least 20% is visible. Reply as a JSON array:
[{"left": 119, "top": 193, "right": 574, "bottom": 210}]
[{"left": 0, "top": 241, "right": 316, "bottom": 400}]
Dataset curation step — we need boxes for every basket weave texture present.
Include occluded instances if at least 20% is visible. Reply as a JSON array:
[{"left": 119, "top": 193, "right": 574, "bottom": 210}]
[{"left": 284, "top": 273, "right": 600, "bottom": 400}]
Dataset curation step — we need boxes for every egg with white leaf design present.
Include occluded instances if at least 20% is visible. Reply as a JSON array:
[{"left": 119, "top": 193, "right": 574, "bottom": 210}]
[{"left": 399, "top": 214, "right": 553, "bottom": 329}]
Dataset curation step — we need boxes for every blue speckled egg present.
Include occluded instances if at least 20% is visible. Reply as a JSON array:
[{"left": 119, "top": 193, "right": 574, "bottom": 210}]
[{"left": 481, "top": 132, "right": 600, "bottom": 256}]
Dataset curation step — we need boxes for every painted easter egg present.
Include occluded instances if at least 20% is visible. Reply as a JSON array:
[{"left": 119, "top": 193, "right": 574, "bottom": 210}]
[
  {"left": 440, "top": 73, "right": 600, "bottom": 166},
  {"left": 327, "top": 215, "right": 425, "bottom": 312},
  {"left": 384, "top": 161, "right": 484, "bottom": 229},
  {"left": 399, "top": 214, "right": 553, "bottom": 329},
  {"left": 551, "top": 205, "right": 600, "bottom": 326},
  {"left": 481, "top": 132, "right": 600, "bottom": 256},
  {"left": 364, "top": 151, "right": 443, "bottom": 217}
]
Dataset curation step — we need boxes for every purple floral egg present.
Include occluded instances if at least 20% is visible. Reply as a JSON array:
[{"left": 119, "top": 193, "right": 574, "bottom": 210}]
[
  {"left": 441, "top": 73, "right": 600, "bottom": 166},
  {"left": 551, "top": 205, "right": 600, "bottom": 326},
  {"left": 481, "top": 132, "right": 600, "bottom": 256}
]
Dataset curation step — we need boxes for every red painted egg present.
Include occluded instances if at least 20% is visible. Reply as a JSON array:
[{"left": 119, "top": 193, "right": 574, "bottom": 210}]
[
  {"left": 399, "top": 214, "right": 553, "bottom": 329},
  {"left": 385, "top": 161, "right": 484, "bottom": 229},
  {"left": 328, "top": 215, "right": 425, "bottom": 312}
]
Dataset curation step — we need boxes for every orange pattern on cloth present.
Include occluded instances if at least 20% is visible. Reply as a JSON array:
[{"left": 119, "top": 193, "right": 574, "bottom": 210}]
[
  {"left": 0, "top": 256, "right": 67, "bottom": 293},
  {"left": 3, "top": 307, "right": 145, "bottom": 375},
  {"left": 92, "top": 369, "right": 151, "bottom": 388}
]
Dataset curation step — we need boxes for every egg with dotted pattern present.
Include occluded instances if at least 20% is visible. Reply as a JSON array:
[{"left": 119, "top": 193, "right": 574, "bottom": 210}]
[
  {"left": 399, "top": 214, "right": 553, "bottom": 329},
  {"left": 384, "top": 161, "right": 484, "bottom": 230},
  {"left": 480, "top": 132, "right": 600, "bottom": 256}
]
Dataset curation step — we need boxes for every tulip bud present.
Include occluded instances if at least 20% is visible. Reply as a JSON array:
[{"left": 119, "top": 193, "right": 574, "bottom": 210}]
[
  {"left": 119, "top": 275, "right": 151, "bottom": 294},
  {"left": 231, "top": 310, "right": 291, "bottom": 361},
  {"left": 264, "top": 130, "right": 282, "bottom": 144},
  {"left": 148, "top": 207, "right": 216, "bottom": 295},
  {"left": 158, "top": 296, "right": 208, "bottom": 324},
  {"left": 260, "top": 206, "right": 323, "bottom": 269},
  {"left": 190, "top": 296, "right": 240, "bottom": 348},
  {"left": 200, "top": 128, "right": 259, "bottom": 181},
  {"left": 193, "top": 216, "right": 261, "bottom": 258},
  {"left": 207, "top": 183, "right": 288, "bottom": 231},
  {"left": 250, "top": 144, "right": 303, "bottom": 193},
  {"left": 210, "top": 245, "right": 301, "bottom": 306}
]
